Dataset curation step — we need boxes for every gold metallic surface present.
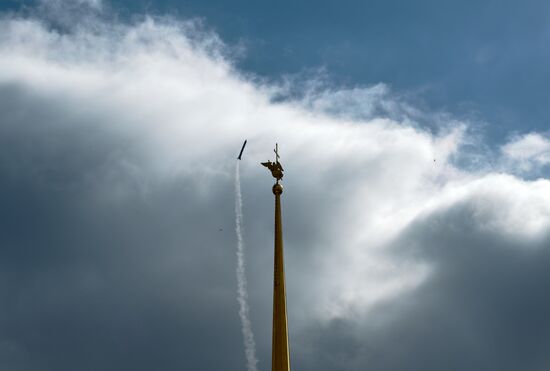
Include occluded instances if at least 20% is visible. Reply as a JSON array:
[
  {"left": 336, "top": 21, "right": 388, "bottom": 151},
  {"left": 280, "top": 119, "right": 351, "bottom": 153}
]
[
  {"left": 261, "top": 143, "right": 284, "bottom": 182},
  {"left": 262, "top": 144, "right": 290, "bottom": 371}
]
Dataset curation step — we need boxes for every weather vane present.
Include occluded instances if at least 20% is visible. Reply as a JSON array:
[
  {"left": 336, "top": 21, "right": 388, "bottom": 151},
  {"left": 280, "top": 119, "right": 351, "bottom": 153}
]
[{"left": 261, "top": 143, "right": 284, "bottom": 182}]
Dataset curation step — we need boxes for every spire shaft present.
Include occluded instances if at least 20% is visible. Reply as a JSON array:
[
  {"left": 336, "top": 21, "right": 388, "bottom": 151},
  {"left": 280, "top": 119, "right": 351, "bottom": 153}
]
[
  {"left": 262, "top": 144, "right": 290, "bottom": 371},
  {"left": 272, "top": 183, "right": 290, "bottom": 371}
]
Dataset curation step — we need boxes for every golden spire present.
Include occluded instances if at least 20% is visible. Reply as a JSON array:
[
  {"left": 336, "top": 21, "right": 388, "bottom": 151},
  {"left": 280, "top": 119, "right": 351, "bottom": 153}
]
[{"left": 261, "top": 143, "right": 290, "bottom": 371}]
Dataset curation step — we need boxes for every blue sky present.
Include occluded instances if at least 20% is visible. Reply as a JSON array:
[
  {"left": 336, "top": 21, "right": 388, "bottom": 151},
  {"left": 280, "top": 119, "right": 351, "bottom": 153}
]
[{"left": 0, "top": 1, "right": 549, "bottom": 370}]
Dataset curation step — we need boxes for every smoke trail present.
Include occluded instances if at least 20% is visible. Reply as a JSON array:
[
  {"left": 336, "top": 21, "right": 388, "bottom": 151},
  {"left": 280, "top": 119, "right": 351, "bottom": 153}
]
[{"left": 235, "top": 161, "right": 259, "bottom": 371}]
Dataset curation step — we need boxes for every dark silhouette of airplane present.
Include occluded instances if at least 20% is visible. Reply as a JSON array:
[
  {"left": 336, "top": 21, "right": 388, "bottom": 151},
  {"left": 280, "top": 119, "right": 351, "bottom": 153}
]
[{"left": 237, "top": 140, "right": 247, "bottom": 160}]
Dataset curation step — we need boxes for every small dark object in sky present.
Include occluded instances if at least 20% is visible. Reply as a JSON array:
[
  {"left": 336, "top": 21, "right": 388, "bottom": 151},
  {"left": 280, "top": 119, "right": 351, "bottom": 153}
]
[{"left": 237, "top": 140, "right": 247, "bottom": 160}]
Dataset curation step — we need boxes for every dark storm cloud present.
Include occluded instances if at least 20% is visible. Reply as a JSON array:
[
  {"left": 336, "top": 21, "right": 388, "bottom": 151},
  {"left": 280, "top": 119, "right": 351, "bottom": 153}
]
[
  {"left": 0, "top": 85, "right": 245, "bottom": 371},
  {"left": 0, "top": 2, "right": 549, "bottom": 371},
  {"left": 298, "top": 200, "right": 550, "bottom": 371}
]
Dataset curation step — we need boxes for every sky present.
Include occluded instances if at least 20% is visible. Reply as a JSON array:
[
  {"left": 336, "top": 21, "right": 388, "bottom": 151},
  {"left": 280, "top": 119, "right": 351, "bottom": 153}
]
[{"left": 0, "top": 0, "right": 549, "bottom": 370}]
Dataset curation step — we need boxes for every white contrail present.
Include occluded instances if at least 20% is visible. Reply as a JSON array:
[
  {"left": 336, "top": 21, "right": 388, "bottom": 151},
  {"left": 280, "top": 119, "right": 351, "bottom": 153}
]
[{"left": 235, "top": 161, "right": 259, "bottom": 371}]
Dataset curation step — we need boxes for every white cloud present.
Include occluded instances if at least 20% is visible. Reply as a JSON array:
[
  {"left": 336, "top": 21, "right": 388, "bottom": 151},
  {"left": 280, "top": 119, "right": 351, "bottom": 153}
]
[
  {"left": 1, "top": 8, "right": 550, "bottom": 370},
  {"left": 1, "top": 10, "right": 548, "bottom": 317},
  {"left": 502, "top": 132, "right": 550, "bottom": 172}
]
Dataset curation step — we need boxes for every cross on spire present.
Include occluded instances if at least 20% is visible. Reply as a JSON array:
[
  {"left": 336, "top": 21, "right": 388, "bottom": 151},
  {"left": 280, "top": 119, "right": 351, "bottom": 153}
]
[{"left": 274, "top": 143, "right": 280, "bottom": 163}]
